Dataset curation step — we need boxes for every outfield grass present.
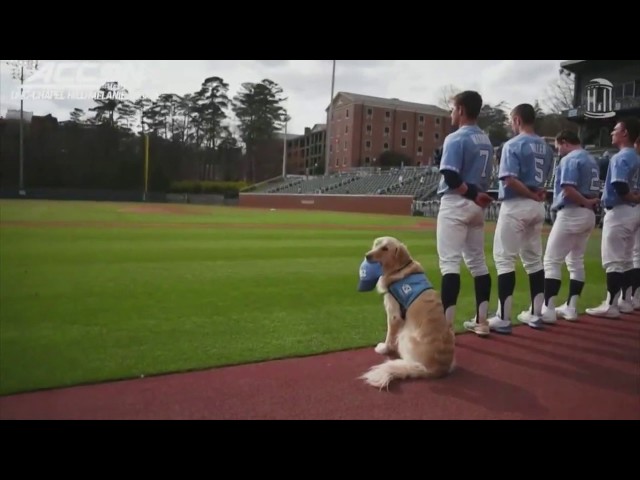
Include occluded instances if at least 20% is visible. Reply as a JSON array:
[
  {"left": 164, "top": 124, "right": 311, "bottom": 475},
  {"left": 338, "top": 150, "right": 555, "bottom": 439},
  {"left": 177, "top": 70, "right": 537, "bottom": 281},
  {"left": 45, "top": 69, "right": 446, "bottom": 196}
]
[{"left": 0, "top": 199, "right": 606, "bottom": 395}]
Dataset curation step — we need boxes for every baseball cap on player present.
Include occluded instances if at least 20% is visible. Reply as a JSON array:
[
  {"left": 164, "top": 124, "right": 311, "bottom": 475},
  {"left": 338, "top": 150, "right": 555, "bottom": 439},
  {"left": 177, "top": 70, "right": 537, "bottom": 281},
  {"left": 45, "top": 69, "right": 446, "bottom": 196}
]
[{"left": 358, "top": 257, "right": 383, "bottom": 292}]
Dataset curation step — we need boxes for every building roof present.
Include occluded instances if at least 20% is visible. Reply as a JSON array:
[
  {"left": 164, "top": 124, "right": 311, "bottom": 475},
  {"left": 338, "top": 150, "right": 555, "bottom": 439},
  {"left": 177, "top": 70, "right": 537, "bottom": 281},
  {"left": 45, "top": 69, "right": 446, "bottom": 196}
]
[
  {"left": 275, "top": 132, "right": 303, "bottom": 140},
  {"left": 327, "top": 92, "right": 449, "bottom": 116},
  {"left": 5, "top": 109, "right": 33, "bottom": 122},
  {"left": 560, "top": 60, "right": 586, "bottom": 69}
]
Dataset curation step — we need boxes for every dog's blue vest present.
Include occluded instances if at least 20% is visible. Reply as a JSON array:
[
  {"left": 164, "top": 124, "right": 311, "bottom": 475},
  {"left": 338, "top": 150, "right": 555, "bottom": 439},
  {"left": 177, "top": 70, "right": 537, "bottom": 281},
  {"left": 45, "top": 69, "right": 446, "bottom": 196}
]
[{"left": 388, "top": 273, "right": 434, "bottom": 311}]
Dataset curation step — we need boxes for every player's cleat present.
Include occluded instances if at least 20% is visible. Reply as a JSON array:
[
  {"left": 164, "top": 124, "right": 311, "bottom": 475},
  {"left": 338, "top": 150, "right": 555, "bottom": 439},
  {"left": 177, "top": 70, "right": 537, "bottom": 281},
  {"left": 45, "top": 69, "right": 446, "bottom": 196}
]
[
  {"left": 617, "top": 297, "right": 635, "bottom": 314},
  {"left": 517, "top": 311, "right": 544, "bottom": 329},
  {"left": 540, "top": 305, "right": 558, "bottom": 324},
  {"left": 487, "top": 315, "right": 512, "bottom": 334},
  {"left": 463, "top": 318, "right": 490, "bottom": 337},
  {"left": 555, "top": 302, "right": 579, "bottom": 321},
  {"left": 586, "top": 300, "right": 620, "bottom": 318}
]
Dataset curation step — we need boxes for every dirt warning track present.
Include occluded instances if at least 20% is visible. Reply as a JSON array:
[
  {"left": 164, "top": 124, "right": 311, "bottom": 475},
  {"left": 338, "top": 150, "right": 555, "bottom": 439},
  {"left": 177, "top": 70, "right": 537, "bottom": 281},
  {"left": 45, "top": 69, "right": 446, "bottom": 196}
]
[{"left": 1, "top": 312, "right": 637, "bottom": 420}]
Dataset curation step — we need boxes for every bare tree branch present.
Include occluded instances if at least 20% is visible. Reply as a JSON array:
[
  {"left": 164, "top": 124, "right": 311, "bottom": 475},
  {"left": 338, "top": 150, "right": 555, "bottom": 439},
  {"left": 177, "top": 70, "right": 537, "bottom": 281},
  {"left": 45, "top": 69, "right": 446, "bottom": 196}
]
[
  {"left": 435, "top": 84, "right": 462, "bottom": 110},
  {"left": 543, "top": 74, "right": 574, "bottom": 113}
]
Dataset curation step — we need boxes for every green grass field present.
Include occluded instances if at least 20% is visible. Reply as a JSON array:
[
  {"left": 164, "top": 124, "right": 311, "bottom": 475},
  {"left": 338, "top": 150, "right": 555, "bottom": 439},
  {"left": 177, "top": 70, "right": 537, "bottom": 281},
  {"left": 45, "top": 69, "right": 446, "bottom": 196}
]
[{"left": 0, "top": 199, "right": 606, "bottom": 396}]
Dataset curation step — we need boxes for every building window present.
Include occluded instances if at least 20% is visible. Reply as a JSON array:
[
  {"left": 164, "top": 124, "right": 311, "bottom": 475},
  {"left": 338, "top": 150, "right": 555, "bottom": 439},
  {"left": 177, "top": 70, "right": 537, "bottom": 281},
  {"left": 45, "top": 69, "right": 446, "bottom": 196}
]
[
  {"left": 365, "top": 140, "right": 371, "bottom": 150},
  {"left": 329, "top": 144, "right": 333, "bottom": 153},
  {"left": 417, "top": 146, "right": 423, "bottom": 156},
  {"left": 367, "top": 108, "right": 373, "bottom": 117},
  {"left": 418, "top": 115, "right": 424, "bottom": 124},
  {"left": 613, "top": 84, "right": 623, "bottom": 99},
  {"left": 385, "top": 111, "right": 391, "bottom": 120},
  {"left": 622, "top": 82, "right": 634, "bottom": 97},
  {"left": 335, "top": 158, "right": 339, "bottom": 166},
  {"left": 402, "top": 121, "right": 408, "bottom": 131},
  {"left": 366, "top": 124, "right": 372, "bottom": 135},
  {"left": 418, "top": 131, "right": 424, "bottom": 141},
  {"left": 436, "top": 117, "right": 441, "bottom": 125},
  {"left": 383, "top": 142, "right": 389, "bottom": 150},
  {"left": 384, "top": 126, "right": 390, "bottom": 136},
  {"left": 345, "top": 109, "right": 349, "bottom": 118},
  {"left": 365, "top": 156, "right": 371, "bottom": 165},
  {"left": 345, "top": 125, "right": 348, "bottom": 134},
  {"left": 401, "top": 138, "right": 407, "bottom": 148},
  {"left": 434, "top": 133, "right": 440, "bottom": 140},
  {"left": 343, "top": 158, "right": 347, "bottom": 166},
  {"left": 344, "top": 140, "right": 348, "bottom": 150}
]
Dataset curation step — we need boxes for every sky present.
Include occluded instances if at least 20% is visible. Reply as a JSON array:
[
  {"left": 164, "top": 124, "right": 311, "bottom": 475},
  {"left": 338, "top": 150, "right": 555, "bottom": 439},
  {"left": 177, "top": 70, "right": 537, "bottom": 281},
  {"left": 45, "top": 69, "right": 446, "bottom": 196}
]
[{"left": 0, "top": 60, "right": 566, "bottom": 135}]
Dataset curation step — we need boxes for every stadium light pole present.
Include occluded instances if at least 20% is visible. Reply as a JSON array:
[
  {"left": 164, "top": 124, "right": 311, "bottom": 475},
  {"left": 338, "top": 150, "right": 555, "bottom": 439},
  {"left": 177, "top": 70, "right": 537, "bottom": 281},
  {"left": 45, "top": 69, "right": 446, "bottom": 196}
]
[
  {"left": 281, "top": 109, "right": 291, "bottom": 178},
  {"left": 6, "top": 60, "right": 39, "bottom": 195},
  {"left": 324, "top": 60, "right": 336, "bottom": 177},
  {"left": 139, "top": 99, "right": 150, "bottom": 202}
]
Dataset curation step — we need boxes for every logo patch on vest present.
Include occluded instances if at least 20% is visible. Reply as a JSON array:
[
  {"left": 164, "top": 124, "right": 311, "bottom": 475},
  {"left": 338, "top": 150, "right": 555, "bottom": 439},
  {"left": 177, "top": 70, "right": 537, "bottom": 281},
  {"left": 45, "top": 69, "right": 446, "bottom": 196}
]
[{"left": 388, "top": 273, "right": 433, "bottom": 310}]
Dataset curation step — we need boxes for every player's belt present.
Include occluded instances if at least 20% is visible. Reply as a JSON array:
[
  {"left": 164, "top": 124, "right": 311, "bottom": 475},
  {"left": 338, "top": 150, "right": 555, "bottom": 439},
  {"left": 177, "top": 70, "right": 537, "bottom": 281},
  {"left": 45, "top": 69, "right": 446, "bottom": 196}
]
[
  {"left": 556, "top": 202, "right": 607, "bottom": 212},
  {"left": 604, "top": 204, "right": 638, "bottom": 210},
  {"left": 556, "top": 204, "right": 596, "bottom": 211}
]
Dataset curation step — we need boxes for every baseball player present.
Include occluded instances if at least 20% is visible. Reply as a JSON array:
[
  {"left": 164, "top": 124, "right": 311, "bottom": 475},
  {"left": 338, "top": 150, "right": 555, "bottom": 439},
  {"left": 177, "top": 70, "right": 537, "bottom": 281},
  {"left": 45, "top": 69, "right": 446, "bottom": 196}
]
[
  {"left": 540, "top": 130, "right": 601, "bottom": 323},
  {"left": 586, "top": 117, "right": 640, "bottom": 318},
  {"left": 487, "top": 103, "right": 554, "bottom": 333},
  {"left": 435, "top": 90, "right": 494, "bottom": 336},
  {"left": 631, "top": 136, "right": 640, "bottom": 310}
]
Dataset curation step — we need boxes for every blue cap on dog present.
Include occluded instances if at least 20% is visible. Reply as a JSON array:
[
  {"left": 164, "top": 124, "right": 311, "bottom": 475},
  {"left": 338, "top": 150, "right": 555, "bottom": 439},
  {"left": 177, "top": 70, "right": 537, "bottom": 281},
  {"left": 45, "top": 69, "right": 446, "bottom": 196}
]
[{"left": 358, "top": 257, "right": 383, "bottom": 292}]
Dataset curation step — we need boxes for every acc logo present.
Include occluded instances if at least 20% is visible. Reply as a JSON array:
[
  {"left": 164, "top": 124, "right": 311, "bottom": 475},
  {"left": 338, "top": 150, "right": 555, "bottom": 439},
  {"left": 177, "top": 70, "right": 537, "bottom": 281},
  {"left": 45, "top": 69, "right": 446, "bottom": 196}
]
[
  {"left": 22, "top": 61, "right": 148, "bottom": 93},
  {"left": 584, "top": 78, "right": 616, "bottom": 119}
]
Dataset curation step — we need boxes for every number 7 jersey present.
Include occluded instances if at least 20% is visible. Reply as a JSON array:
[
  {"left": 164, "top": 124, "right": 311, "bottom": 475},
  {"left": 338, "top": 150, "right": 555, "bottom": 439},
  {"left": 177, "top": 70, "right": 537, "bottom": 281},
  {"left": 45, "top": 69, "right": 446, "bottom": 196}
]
[
  {"left": 437, "top": 125, "right": 494, "bottom": 196},
  {"left": 498, "top": 133, "right": 555, "bottom": 201}
]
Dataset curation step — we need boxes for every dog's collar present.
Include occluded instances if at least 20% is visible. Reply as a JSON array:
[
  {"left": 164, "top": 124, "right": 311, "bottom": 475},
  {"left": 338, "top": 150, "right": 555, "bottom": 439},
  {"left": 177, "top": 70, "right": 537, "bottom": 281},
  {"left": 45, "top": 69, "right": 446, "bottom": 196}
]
[{"left": 388, "top": 260, "right": 413, "bottom": 276}]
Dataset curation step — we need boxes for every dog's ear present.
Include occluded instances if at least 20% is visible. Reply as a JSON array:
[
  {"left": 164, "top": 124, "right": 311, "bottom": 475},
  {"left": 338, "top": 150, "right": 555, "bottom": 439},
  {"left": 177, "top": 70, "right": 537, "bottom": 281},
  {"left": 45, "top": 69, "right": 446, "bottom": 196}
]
[{"left": 394, "top": 242, "right": 411, "bottom": 266}]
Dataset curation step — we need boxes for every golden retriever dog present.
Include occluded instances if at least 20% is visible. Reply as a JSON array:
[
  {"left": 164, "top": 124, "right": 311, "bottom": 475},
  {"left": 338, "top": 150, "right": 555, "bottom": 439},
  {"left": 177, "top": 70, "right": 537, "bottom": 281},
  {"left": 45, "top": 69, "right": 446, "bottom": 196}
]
[{"left": 360, "top": 236, "right": 456, "bottom": 390}]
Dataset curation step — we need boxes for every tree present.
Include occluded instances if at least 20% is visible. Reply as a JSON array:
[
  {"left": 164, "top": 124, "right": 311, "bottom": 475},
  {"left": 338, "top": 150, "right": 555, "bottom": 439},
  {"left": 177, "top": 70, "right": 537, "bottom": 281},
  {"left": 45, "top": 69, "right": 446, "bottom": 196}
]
[
  {"left": 132, "top": 96, "right": 154, "bottom": 135},
  {"left": 232, "top": 79, "right": 287, "bottom": 182},
  {"left": 89, "top": 81, "right": 128, "bottom": 126},
  {"left": 69, "top": 108, "right": 85, "bottom": 124},
  {"left": 197, "top": 76, "right": 231, "bottom": 149},
  {"left": 543, "top": 73, "right": 575, "bottom": 114},
  {"left": 435, "top": 84, "right": 461, "bottom": 110},
  {"left": 477, "top": 102, "right": 510, "bottom": 146}
]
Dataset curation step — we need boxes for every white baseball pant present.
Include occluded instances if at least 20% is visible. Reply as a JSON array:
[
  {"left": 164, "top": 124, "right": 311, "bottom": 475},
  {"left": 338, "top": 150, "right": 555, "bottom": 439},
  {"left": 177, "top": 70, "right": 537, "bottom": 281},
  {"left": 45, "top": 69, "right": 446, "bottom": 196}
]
[
  {"left": 601, "top": 205, "right": 640, "bottom": 273},
  {"left": 493, "top": 198, "right": 546, "bottom": 275},
  {"left": 437, "top": 194, "right": 489, "bottom": 277},
  {"left": 633, "top": 222, "right": 640, "bottom": 269},
  {"left": 543, "top": 207, "right": 596, "bottom": 282}
]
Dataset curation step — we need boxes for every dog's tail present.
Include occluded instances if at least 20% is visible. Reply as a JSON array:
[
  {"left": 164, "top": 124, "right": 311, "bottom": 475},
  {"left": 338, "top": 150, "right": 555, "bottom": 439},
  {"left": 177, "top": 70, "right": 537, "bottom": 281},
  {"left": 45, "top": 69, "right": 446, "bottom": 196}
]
[{"left": 359, "top": 359, "right": 430, "bottom": 391}]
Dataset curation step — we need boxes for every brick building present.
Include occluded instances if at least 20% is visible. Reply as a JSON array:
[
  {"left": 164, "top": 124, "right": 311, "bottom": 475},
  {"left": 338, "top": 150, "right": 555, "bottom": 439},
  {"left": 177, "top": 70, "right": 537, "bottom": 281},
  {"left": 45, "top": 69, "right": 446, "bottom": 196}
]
[
  {"left": 285, "top": 123, "right": 326, "bottom": 175},
  {"left": 325, "top": 92, "right": 451, "bottom": 173}
]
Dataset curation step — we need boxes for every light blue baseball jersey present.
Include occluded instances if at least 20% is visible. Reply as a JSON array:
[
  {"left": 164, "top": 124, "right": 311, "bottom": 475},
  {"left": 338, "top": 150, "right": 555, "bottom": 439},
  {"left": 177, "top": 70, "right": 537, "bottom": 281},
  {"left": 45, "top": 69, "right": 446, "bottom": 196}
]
[
  {"left": 632, "top": 149, "right": 640, "bottom": 193},
  {"left": 437, "top": 125, "right": 494, "bottom": 195},
  {"left": 551, "top": 149, "right": 600, "bottom": 210},
  {"left": 498, "top": 133, "right": 555, "bottom": 201},
  {"left": 601, "top": 147, "right": 640, "bottom": 208}
]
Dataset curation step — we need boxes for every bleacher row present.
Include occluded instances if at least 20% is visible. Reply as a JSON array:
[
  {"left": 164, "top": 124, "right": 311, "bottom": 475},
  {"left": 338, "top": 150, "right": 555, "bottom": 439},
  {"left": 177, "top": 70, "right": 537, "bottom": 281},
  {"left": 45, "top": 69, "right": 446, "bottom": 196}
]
[
  {"left": 251, "top": 156, "right": 561, "bottom": 202},
  {"left": 252, "top": 167, "right": 444, "bottom": 201}
]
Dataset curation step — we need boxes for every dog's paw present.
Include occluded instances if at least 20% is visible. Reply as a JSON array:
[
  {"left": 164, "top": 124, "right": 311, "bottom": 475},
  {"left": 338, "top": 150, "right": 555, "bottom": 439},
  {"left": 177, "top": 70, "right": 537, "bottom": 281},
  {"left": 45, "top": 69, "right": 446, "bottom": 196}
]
[{"left": 375, "top": 342, "right": 390, "bottom": 355}]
